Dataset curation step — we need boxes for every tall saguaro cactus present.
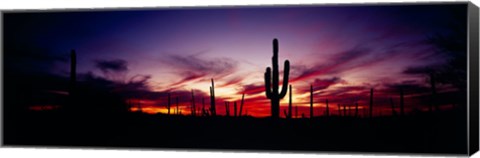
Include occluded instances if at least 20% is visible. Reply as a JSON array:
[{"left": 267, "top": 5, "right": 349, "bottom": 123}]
[
  {"left": 264, "top": 39, "right": 290, "bottom": 119},
  {"left": 210, "top": 79, "right": 216, "bottom": 116},
  {"left": 69, "top": 50, "right": 76, "bottom": 98}
]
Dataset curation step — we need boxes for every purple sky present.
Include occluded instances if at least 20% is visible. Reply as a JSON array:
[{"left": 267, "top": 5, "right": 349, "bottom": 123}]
[{"left": 4, "top": 4, "right": 467, "bottom": 116}]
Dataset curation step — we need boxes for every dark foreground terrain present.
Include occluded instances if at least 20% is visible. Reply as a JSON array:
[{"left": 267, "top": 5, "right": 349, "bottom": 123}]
[{"left": 3, "top": 109, "right": 467, "bottom": 155}]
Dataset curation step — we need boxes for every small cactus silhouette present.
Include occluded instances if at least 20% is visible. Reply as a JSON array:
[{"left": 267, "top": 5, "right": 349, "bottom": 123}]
[
  {"left": 390, "top": 98, "right": 396, "bottom": 116},
  {"left": 191, "top": 89, "right": 196, "bottom": 116},
  {"left": 167, "top": 93, "right": 171, "bottom": 115},
  {"left": 69, "top": 49, "right": 76, "bottom": 98},
  {"left": 210, "top": 79, "right": 216, "bottom": 116},
  {"left": 239, "top": 93, "right": 245, "bottom": 116},
  {"left": 429, "top": 72, "right": 438, "bottom": 112},
  {"left": 176, "top": 96, "right": 179, "bottom": 115},
  {"left": 264, "top": 39, "right": 290, "bottom": 119},
  {"left": 225, "top": 102, "right": 230, "bottom": 117}
]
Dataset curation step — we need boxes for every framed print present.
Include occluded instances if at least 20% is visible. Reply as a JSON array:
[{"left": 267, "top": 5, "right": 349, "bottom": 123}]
[{"left": 2, "top": 2, "right": 479, "bottom": 156}]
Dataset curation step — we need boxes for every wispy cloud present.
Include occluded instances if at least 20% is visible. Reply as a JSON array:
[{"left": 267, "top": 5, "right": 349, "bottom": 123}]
[
  {"left": 95, "top": 59, "right": 129, "bottom": 74},
  {"left": 160, "top": 53, "right": 238, "bottom": 88}
]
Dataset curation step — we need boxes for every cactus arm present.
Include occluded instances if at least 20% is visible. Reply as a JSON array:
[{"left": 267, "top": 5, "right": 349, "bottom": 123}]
[
  {"left": 265, "top": 67, "right": 272, "bottom": 99},
  {"left": 288, "top": 85, "right": 292, "bottom": 119},
  {"left": 279, "top": 60, "right": 290, "bottom": 98}
]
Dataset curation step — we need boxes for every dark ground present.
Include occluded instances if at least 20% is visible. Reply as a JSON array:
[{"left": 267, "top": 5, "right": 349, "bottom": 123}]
[{"left": 3, "top": 108, "right": 467, "bottom": 155}]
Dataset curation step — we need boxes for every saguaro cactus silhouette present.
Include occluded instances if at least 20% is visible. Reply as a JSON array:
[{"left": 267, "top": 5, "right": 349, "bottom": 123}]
[
  {"left": 191, "top": 89, "right": 196, "bottom": 116},
  {"left": 69, "top": 50, "right": 76, "bottom": 98},
  {"left": 264, "top": 38, "right": 290, "bottom": 119},
  {"left": 225, "top": 102, "right": 230, "bottom": 116},
  {"left": 429, "top": 72, "right": 438, "bottom": 112},
  {"left": 210, "top": 79, "right": 216, "bottom": 116},
  {"left": 390, "top": 98, "right": 396, "bottom": 116},
  {"left": 239, "top": 94, "right": 245, "bottom": 116},
  {"left": 310, "top": 85, "right": 314, "bottom": 118},
  {"left": 369, "top": 88, "right": 374, "bottom": 118},
  {"left": 176, "top": 97, "right": 179, "bottom": 115},
  {"left": 167, "top": 93, "right": 171, "bottom": 115}
]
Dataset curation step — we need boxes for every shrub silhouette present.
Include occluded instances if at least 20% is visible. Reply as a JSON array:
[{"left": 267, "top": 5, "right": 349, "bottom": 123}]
[{"left": 264, "top": 39, "right": 290, "bottom": 119}]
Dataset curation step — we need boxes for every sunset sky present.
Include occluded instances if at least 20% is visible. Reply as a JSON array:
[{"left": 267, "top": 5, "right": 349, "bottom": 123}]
[{"left": 4, "top": 4, "right": 467, "bottom": 117}]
